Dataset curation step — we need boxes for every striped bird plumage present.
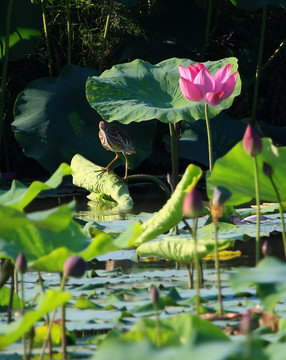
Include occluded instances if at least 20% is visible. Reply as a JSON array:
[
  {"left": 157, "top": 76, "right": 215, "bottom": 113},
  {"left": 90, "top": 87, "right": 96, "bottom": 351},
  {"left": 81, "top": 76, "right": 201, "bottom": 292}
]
[{"left": 98, "top": 121, "right": 136, "bottom": 179}]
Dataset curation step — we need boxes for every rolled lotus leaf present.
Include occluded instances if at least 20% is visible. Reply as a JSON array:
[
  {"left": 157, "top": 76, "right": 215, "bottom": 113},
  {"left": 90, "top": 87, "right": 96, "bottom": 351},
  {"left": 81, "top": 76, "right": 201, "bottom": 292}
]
[
  {"left": 137, "top": 237, "right": 230, "bottom": 264},
  {"left": 71, "top": 154, "right": 133, "bottom": 208}
]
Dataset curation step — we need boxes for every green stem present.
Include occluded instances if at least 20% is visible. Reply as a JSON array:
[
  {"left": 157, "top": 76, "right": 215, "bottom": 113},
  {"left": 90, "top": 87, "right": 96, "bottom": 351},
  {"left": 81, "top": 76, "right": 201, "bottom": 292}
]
[
  {"left": 169, "top": 123, "right": 179, "bottom": 189},
  {"left": 154, "top": 304, "right": 161, "bottom": 347},
  {"left": 214, "top": 222, "right": 223, "bottom": 315},
  {"left": 40, "top": 0, "right": 53, "bottom": 76},
  {"left": 37, "top": 271, "right": 53, "bottom": 359},
  {"left": 205, "top": 103, "right": 213, "bottom": 172},
  {"left": 269, "top": 177, "right": 286, "bottom": 259},
  {"left": 20, "top": 272, "right": 27, "bottom": 360},
  {"left": 99, "top": 2, "right": 113, "bottom": 72},
  {"left": 0, "top": 0, "right": 14, "bottom": 146},
  {"left": 192, "top": 217, "right": 200, "bottom": 315},
  {"left": 66, "top": 0, "right": 71, "bottom": 65},
  {"left": 251, "top": 5, "right": 267, "bottom": 127},
  {"left": 253, "top": 156, "right": 261, "bottom": 264},
  {"left": 39, "top": 275, "right": 67, "bottom": 360},
  {"left": 203, "top": 0, "right": 213, "bottom": 59},
  {"left": 127, "top": 174, "right": 171, "bottom": 197}
]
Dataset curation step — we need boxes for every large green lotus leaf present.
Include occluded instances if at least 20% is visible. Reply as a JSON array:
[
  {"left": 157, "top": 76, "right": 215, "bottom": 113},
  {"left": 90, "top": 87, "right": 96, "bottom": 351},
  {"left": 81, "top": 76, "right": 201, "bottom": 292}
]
[
  {"left": 0, "top": 163, "right": 71, "bottom": 210},
  {"left": 71, "top": 154, "right": 133, "bottom": 208},
  {"left": 134, "top": 164, "right": 202, "bottom": 245},
  {"left": 207, "top": 138, "right": 286, "bottom": 205},
  {"left": 0, "top": 0, "right": 42, "bottom": 61},
  {"left": 12, "top": 64, "right": 156, "bottom": 172},
  {"left": 229, "top": 257, "right": 286, "bottom": 311},
  {"left": 229, "top": 0, "right": 286, "bottom": 10},
  {"left": 86, "top": 57, "right": 241, "bottom": 124},
  {"left": 0, "top": 289, "right": 71, "bottom": 350},
  {"left": 177, "top": 115, "right": 246, "bottom": 166},
  {"left": 94, "top": 339, "right": 264, "bottom": 360},
  {"left": 137, "top": 237, "right": 230, "bottom": 264}
]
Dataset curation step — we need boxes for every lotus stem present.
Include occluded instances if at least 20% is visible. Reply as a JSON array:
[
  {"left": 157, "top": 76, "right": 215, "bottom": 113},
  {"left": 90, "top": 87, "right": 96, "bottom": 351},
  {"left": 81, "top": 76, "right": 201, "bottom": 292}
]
[
  {"left": 66, "top": 0, "right": 71, "bottom": 65},
  {"left": 40, "top": 0, "right": 53, "bottom": 76},
  {"left": 267, "top": 177, "right": 286, "bottom": 259},
  {"left": 203, "top": 0, "right": 213, "bottom": 58},
  {"left": 0, "top": 0, "right": 14, "bottom": 147},
  {"left": 61, "top": 274, "right": 67, "bottom": 359},
  {"left": 20, "top": 272, "right": 27, "bottom": 360},
  {"left": 39, "top": 275, "right": 67, "bottom": 360},
  {"left": 213, "top": 221, "right": 223, "bottom": 315},
  {"left": 192, "top": 217, "right": 200, "bottom": 315},
  {"left": 127, "top": 174, "right": 171, "bottom": 197},
  {"left": 253, "top": 156, "right": 261, "bottom": 264},
  {"left": 169, "top": 123, "right": 180, "bottom": 189},
  {"left": 99, "top": 2, "right": 113, "bottom": 72},
  {"left": 37, "top": 271, "right": 53, "bottom": 359},
  {"left": 251, "top": 5, "right": 267, "bottom": 127},
  {"left": 7, "top": 262, "right": 14, "bottom": 324},
  {"left": 205, "top": 103, "right": 213, "bottom": 172}
]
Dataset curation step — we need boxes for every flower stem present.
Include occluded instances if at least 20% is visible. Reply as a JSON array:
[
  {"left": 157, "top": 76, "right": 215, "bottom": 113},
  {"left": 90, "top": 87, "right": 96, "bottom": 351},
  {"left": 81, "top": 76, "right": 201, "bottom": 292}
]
[
  {"left": 20, "top": 272, "right": 27, "bottom": 360},
  {"left": 253, "top": 156, "right": 261, "bottom": 264},
  {"left": 192, "top": 217, "right": 200, "bottom": 315},
  {"left": 169, "top": 123, "right": 180, "bottom": 189},
  {"left": 39, "top": 275, "right": 67, "bottom": 360},
  {"left": 251, "top": 5, "right": 267, "bottom": 126},
  {"left": 213, "top": 221, "right": 223, "bottom": 315},
  {"left": 268, "top": 177, "right": 286, "bottom": 259},
  {"left": 40, "top": 0, "right": 53, "bottom": 77},
  {"left": 205, "top": 103, "right": 213, "bottom": 172},
  {"left": 66, "top": 0, "right": 71, "bottom": 65},
  {"left": 203, "top": 0, "right": 213, "bottom": 58},
  {"left": 99, "top": 2, "right": 113, "bottom": 72}
]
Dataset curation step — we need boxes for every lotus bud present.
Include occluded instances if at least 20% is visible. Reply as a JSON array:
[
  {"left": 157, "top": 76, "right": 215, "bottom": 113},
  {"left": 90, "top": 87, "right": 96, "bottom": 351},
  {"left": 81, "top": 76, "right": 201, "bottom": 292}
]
[
  {"left": 263, "top": 162, "right": 273, "bottom": 178},
  {"left": 15, "top": 252, "right": 27, "bottom": 274},
  {"left": 242, "top": 124, "right": 262, "bottom": 157},
  {"left": 63, "top": 256, "right": 86, "bottom": 278},
  {"left": 150, "top": 284, "right": 160, "bottom": 308},
  {"left": 183, "top": 187, "right": 203, "bottom": 218},
  {"left": 262, "top": 240, "right": 271, "bottom": 257},
  {"left": 240, "top": 310, "right": 252, "bottom": 334}
]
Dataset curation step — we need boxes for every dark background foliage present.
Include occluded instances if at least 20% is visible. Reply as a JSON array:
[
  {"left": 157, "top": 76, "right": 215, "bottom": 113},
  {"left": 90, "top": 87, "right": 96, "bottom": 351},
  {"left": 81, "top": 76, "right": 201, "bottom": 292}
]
[{"left": 1, "top": 0, "right": 286, "bottom": 179}]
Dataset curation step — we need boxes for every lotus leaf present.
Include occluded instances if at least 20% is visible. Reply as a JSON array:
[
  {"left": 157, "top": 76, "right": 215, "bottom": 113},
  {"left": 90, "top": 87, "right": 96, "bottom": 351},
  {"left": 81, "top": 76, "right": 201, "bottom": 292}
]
[
  {"left": 86, "top": 57, "right": 241, "bottom": 125},
  {"left": 207, "top": 138, "right": 286, "bottom": 205},
  {"left": 135, "top": 164, "right": 202, "bottom": 245}
]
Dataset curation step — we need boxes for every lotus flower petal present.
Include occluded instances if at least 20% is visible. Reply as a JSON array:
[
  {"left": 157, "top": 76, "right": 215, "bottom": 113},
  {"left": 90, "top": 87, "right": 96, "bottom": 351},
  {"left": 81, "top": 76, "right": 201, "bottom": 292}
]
[
  {"left": 204, "top": 91, "right": 224, "bottom": 106},
  {"left": 221, "top": 72, "right": 238, "bottom": 100},
  {"left": 179, "top": 77, "right": 203, "bottom": 102},
  {"left": 213, "top": 64, "right": 232, "bottom": 90}
]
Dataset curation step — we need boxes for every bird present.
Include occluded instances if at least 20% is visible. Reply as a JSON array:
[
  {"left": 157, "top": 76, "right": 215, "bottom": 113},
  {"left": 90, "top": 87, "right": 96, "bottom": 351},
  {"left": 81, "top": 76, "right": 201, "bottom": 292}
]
[{"left": 98, "top": 121, "right": 136, "bottom": 180}]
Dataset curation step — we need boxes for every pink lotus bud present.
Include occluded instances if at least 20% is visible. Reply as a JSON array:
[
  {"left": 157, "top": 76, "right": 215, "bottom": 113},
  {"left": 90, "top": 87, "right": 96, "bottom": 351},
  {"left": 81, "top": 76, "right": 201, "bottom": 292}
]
[
  {"left": 263, "top": 162, "right": 273, "bottom": 178},
  {"left": 242, "top": 124, "right": 262, "bottom": 157},
  {"left": 63, "top": 256, "right": 86, "bottom": 278},
  {"left": 150, "top": 285, "right": 160, "bottom": 307},
  {"left": 183, "top": 187, "right": 203, "bottom": 218},
  {"left": 262, "top": 240, "right": 271, "bottom": 257},
  {"left": 15, "top": 252, "right": 27, "bottom": 274},
  {"left": 240, "top": 310, "right": 252, "bottom": 334}
]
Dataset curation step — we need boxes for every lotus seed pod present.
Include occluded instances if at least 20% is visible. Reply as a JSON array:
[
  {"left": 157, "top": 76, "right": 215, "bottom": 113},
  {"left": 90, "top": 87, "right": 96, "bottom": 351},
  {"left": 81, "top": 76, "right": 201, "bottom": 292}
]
[
  {"left": 242, "top": 124, "right": 262, "bottom": 157},
  {"left": 183, "top": 187, "right": 203, "bottom": 218},
  {"left": 15, "top": 252, "right": 27, "bottom": 274},
  {"left": 63, "top": 256, "right": 86, "bottom": 278}
]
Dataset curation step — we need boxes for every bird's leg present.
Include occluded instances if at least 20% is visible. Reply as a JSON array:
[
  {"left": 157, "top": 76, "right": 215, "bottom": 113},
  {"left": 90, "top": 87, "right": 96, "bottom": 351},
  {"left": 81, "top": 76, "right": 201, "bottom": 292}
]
[{"left": 104, "top": 152, "right": 120, "bottom": 173}]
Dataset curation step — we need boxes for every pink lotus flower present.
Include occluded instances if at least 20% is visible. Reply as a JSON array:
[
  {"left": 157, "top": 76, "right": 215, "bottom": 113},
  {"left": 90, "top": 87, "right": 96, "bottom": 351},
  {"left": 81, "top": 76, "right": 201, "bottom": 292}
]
[{"left": 179, "top": 63, "right": 238, "bottom": 107}]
